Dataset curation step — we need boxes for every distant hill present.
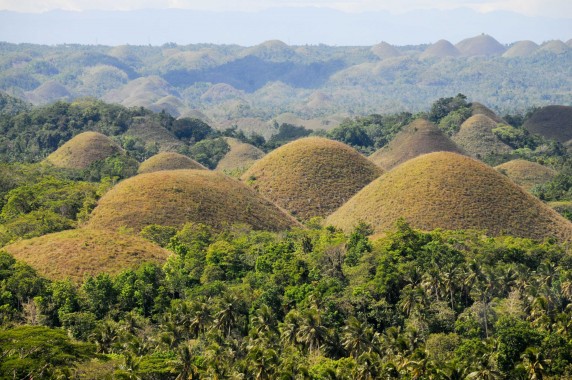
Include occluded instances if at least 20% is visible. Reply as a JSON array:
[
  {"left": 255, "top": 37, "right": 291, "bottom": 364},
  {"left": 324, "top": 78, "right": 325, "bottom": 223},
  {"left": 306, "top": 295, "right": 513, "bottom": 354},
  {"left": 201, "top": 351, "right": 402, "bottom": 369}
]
[
  {"left": 420, "top": 40, "right": 460, "bottom": 59},
  {"left": 126, "top": 116, "right": 186, "bottom": 152},
  {"left": 452, "top": 114, "right": 512, "bottom": 158},
  {"left": 523, "top": 105, "right": 572, "bottom": 143},
  {"left": 537, "top": 40, "right": 570, "bottom": 55},
  {"left": 44, "top": 131, "right": 123, "bottom": 169},
  {"left": 138, "top": 152, "right": 206, "bottom": 174},
  {"left": 370, "top": 42, "right": 401, "bottom": 60},
  {"left": 495, "top": 159, "right": 557, "bottom": 190},
  {"left": 3, "top": 228, "right": 170, "bottom": 282},
  {"left": 241, "top": 137, "right": 383, "bottom": 220},
  {"left": 88, "top": 169, "right": 299, "bottom": 232},
  {"left": 369, "top": 119, "right": 464, "bottom": 170},
  {"left": 470, "top": 102, "right": 506, "bottom": 123},
  {"left": 503, "top": 41, "right": 539, "bottom": 58},
  {"left": 216, "top": 137, "right": 265, "bottom": 174},
  {"left": 327, "top": 152, "right": 572, "bottom": 241},
  {"left": 455, "top": 34, "right": 506, "bottom": 56}
]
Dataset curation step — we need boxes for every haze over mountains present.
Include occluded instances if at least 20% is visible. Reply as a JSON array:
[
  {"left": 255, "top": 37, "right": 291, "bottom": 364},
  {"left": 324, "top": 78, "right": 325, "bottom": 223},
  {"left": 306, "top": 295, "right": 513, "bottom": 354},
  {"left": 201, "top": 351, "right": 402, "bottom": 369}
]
[{"left": 1, "top": 8, "right": 571, "bottom": 46}]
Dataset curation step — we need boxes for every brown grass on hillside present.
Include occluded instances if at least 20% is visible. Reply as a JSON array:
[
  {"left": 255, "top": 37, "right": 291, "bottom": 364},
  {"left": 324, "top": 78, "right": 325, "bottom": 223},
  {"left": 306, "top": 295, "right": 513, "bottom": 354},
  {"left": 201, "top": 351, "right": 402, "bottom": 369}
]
[
  {"left": 537, "top": 40, "right": 570, "bottom": 55},
  {"left": 138, "top": 152, "right": 206, "bottom": 174},
  {"left": 523, "top": 105, "right": 572, "bottom": 143},
  {"left": 550, "top": 201, "right": 572, "bottom": 220},
  {"left": 470, "top": 102, "right": 506, "bottom": 123},
  {"left": 495, "top": 159, "right": 557, "bottom": 191},
  {"left": 420, "top": 40, "right": 460, "bottom": 59},
  {"left": 502, "top": 41, "right": 539, "bottom": 58},
  {"left": 215, "top": 137, "right": 265, "bottom": 175},
  {"left": 88, "top": 169, "right": 300, "bottom": 232},
  {"left": 44, "top": 131, "right": 123, "bottom": 169},
  {"left": 452, "top": 114, "right": 512, "bottom": 158},
  {"left": 326, "top": 152, "right": 572, "bottom": 241},
  {"left": 455, "top": 34, "right": 506, "bottom": 56},
  {"left": 241, "top": 137, "right": 383, "bottom": 220},
  {"left": 369, "top": 119, "right": 464, "bottom": 170},
  {"left": 3, "top": 227, "right": 170, "bottom": 282},
  {"left": 370, "top": 42, "right": 401, "bottom": 60}
]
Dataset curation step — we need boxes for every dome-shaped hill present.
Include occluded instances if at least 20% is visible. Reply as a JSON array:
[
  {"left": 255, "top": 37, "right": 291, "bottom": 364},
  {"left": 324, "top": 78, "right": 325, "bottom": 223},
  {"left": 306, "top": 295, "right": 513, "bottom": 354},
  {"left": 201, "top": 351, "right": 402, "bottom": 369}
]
[
  {"left": 523, "top": 105, "right": 572, "bottom": 143},
  {"left": 452, "top": 114, "right": 512, "bottom": 158},
  {"left": 3, "top": 228, "right": 169, "bottom": 283},
  {"left": 45, "top": 131, "right": 123, "bottom": 169},
  {"left": 495, "top": 159, "right": 557, "bottom": 190},
  {"left": 420, "top": 40, "right": 460, "bottom": 59},
  {"left": 371, "top": 42, "right": 401, "bottom": 60},
  {"left": 138, "top": 152, "right": 206, "bottom": 174},
  {"left": 456, "top": 34, "right": 506, "bottom": 56},
  {"left": 88, "top": 170, "right": 299, "bottom": 232},
  {"left": 369, "top": 119, "right": 464, "bottom": 170},
  {"left": 27, "top": 81, "right": 71, "bottom": 104},
  {"left": 326, "top": 152, "right": 572, "bottom": 241},
  {"left": 537, "top": 40, "right": 570, "bottom": 55},
  {"left": 470, "top": 102, "right": 506, "bottom": 124},
  {"left": 502, "top": 40, "right": 539, "bottom": 58},
  {"left": 242, "top": 40, "right": 296, "bottom": 62},
  {"left": 241, "top": 137, "right": 383, "bottom": 220},
  {"left": 103, "top": 76, "right": 179, "bottom": 108},
  {"left": 216, "top": 138, "right": 265, "bottom": 174},
  {"left": 201, "top": 83, "right": 244, "bottom": 103}
]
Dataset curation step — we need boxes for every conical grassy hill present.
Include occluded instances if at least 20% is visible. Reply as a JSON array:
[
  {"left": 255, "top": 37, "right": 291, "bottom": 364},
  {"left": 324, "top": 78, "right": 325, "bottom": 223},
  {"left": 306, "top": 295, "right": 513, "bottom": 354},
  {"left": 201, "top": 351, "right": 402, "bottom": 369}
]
[
  {"left": 420, "top": 40, "right": 460, "bottom": 59},
  {"left": 369, "top": 119, "right": 464, "bottom": 170},
  {"left": 523, "top": 105, "right": 572, "bottom": 144},
  {"left": 241, "top": 137, "right": 383, "bottom": 220},
  {"left": 456, "top": 34, "right": 506, "bottom": 56},
  {"left": 495, "top": 159, "right": 557, "bottom": 191},
  {"left": 503, "top": 41, "right": 539, "bottom": 58},
  {"left": 216, "top": 137, "right": 265, "bottom": 174},
  {"left": 371, "top": 42, "right": 401, "bottom": 60},
  {"left": 3, "top": 228, "right": 170, "bottom": 282},
  {"left": 44, "top": 131, "right": 123, "bottom": 169},
  {"left": 470, "top": 102, "right": 506, "bottom": 123},
  {"left": 326, "top": 152, "right": 572, "bottom": 241},
  {"left": 88, "top": 169, "right": 299, "bottom": 232},
  {"left": 138, "top": 152, "right": 206, "bottom": 174},
  {"left": 452, "top": 114, "right": 512, "bottom": 158}
]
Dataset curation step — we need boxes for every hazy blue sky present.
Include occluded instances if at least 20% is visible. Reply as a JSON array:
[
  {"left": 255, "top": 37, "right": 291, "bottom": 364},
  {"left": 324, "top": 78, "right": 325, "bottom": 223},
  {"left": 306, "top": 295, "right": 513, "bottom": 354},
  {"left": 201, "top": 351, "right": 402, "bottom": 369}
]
[{"left": 1, "top": 0, "right": 571, "bottom": 18}]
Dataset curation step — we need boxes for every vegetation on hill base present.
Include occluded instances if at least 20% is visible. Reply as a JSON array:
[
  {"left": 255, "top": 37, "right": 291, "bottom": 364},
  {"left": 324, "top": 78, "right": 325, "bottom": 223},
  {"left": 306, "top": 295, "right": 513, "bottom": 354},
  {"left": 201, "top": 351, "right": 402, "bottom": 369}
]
[
  {"left": 2, "top": 221, "right": 572, "bottom": 378},
  {"left": 138, "top": 152, "right": 206, "bottom": 174},
  {"left": 3, "top": 227, "right": 170, "bottom": 282},
  {"left": 242, "top": 137, "right": 383, "bottom": 220},
  {"left": 550, "top": 201, "right": 572, "bottom": 221},
  {"left": 452, "top": 114, "right": 513, "bottom": 159},
  {"left": 88, "top": 169, "right": 300, "bottom": 233},
  {"left": 495, "top": 159, "right": 557, "bottom": 191},
  {"left": 327, "top": 152, "right": 572, "bottom": 241},
  {"left": 369, "top": 119, "right": 464, "bottom": 170}
]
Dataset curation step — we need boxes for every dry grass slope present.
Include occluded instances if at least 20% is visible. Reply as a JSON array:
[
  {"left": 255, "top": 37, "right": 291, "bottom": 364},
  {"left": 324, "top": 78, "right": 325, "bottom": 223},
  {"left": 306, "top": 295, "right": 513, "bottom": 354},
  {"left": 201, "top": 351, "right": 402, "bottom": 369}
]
[
  {"left": 456, "top": 34, "right": 506, "bottom": 56},
  {"left": 369, "top": 119, "right": 464, "bottom": 170},
  {"left": 3, "top": 228, "right": 170, "bottom": 283},
  {"left": 495, "top": 159, "right": 557, "bottom": 191},
  {"left": 537, "top": 40, "right": 570, "bottom": 55},
  {"left": 523, "top": 105, "right": 572, "bottom": 143},
  {"left": 138, "top": 152, "right": 206, "bottom": 174},
  {"left": 44, "top": 131, "right": 123, "bottom": 169},
  {"left": 241, "top": 137, "right": 383, "bottom": 220},
  {"left": 452, "top": 114, "right": 512, "bottom": 158},
  {"left": 502, "top": 41, "right": 539, "bottom": 58},
  {"left": 88, "top": 169, "right": 299, "bottom": 232},
  {"left": 470, "top": 102, "right": 506, "bottom": 123},
  {"left": 216, "top": 137, "right": 265, "bottom": 174},
  {"left": 370, "top": 42, "right": 401, "bottom": 60},
  {"left": 420, "top": 40, "right": 460, "bottom": 59},
  {"left": 126, "top": 116, "right": 185, "bottom": 152},
  {"left": 327, "top": 152, "right": 572, "bottom": 241}
]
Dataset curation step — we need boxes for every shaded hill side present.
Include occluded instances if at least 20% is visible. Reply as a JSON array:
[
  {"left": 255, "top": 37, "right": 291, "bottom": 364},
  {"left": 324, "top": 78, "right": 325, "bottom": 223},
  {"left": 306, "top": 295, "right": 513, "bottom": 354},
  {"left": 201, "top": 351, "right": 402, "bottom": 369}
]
[
  {"left": 523, "top": 105, "right": 572, "bottom": 143},
  {"left": 470, "top": 102, "right": 506, "bottom": 124},
  {"left": 369, "top": 119, "right": 464, "bottom": 170},
  {"left": 44, "top": 131, "right": 123, "bottom": 169},
  {"left": 326, "top": 152, "right": 572, "bottom": 241},
  {"left": 3, "top": 228, "right": 170, "bottom": 283},
  {"left": 241, "top": 137, "right": 383, "bottom": 220},
  {"left": 495, "top": 159, "right": 557, "bottom": 191},
  {"left": 88, "top": 169, "right": 300, "bottom": 232},
  {"left": 452, "top": 114, "right": 512, "bottom": 158},
  {"left": 138, "top": 152, "right": 206, "bottom": 174},
  {"left": 126, "top": 116, "right": 186, "bottom": 152},
  {"left": 502, "top": 40, "right": 539, "bottom": 58},
  {"left": 216, "top": 137, "right": 265, "bottom": 174}
]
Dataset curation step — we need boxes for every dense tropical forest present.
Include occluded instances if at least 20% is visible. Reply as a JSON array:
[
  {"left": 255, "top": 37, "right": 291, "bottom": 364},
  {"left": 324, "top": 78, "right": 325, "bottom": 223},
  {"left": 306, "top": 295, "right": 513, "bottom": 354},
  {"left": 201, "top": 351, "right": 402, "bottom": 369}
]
[{"left": 1, "top": 87, "right": 572, "bottom": 379}]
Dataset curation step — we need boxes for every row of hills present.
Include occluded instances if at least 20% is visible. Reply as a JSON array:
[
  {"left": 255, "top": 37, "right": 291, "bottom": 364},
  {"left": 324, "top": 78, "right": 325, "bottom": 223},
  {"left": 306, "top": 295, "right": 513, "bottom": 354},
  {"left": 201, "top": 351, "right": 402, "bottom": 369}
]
[
  {"left": 1, "top": 94, "right": 571, "bottom": 281},
  {"left": 1, "top": 35, "right": 571, "bottom": 137}
]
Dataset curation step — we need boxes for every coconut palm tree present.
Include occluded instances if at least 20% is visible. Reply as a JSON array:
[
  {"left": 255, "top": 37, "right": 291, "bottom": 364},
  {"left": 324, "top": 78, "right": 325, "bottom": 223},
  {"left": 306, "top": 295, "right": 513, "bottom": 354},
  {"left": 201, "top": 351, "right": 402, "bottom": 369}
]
[
  {"left": 296, "top": 307, "right": 329, "bottom": 353},
  {"left": 520, "top": 347, "right": 551, "bottom": 380}
]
